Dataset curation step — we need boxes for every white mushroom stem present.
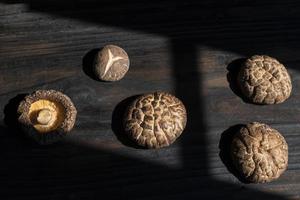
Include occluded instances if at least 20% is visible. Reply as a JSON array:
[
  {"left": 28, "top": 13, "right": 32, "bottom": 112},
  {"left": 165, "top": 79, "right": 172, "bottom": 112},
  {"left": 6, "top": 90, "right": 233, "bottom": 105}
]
[{"left": 37, "top": 109, "right": 53, "bottom": 125}]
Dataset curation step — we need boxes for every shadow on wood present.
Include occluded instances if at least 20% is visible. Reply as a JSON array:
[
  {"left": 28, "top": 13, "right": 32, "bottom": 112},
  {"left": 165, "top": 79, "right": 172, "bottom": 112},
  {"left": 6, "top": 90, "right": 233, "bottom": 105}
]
[
  {"left": 171, "top": 39, "right": 208, "bottom": 171},
  {"left": 3, "top": 93, "right": 36, "bottom": 145},
  {"left": 226, "top": 58, "right": 254, "bottom": 104},
  {"left": 82, "top": 48, "right": 101, "bottom": 81}
]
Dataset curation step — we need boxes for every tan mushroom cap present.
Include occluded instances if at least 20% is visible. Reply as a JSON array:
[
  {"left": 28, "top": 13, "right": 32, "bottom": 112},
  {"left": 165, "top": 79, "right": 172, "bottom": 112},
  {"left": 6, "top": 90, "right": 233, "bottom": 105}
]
[
  {"left": 231, "top": 122, "right": 288, "bottom": 183},
  {"left": 238, "top": 55, "right": 292, "bottom": 104},
  {"left": 123, "top": 92, "right": 187, "bottom": 149},
  {"left": 17, "top": 90, "right": 77, "bottom": 144},
  {"left": 94, "top": 45, "right": 130, "bottom": 82}
]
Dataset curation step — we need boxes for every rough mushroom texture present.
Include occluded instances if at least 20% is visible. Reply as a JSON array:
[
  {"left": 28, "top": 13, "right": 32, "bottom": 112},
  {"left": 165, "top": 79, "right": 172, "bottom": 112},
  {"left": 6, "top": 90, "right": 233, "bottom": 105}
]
[
  {"left": 123, "top": 92, "right": 187, "bottom": 148},
  {"left": 231, "top": 122, "right": 288, "bottom": 183},
  {"left": 238, "top": 55, "right": 292, "bottom": 104},
  {"left": 17, "top": 90, "right": 77, "bottom": 144},
  {"left": 94, "top": 45, "right": 129, "bottom": 81}
]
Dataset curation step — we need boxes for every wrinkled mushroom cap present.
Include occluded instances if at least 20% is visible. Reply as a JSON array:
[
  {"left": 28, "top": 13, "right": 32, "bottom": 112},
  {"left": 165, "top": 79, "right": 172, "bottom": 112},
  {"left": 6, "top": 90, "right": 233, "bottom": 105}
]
[
  {"left": 123, "top": 92, "right": 187, "bottom": 148},
  {"left": 17, "top": 90, "right": 77, "bottom": 144},
  {"left": 231, "top": 122, "right": 288, "bottom": 183},
  {"left": 238, "top": 55, "right": 292, "bottom": 104}
]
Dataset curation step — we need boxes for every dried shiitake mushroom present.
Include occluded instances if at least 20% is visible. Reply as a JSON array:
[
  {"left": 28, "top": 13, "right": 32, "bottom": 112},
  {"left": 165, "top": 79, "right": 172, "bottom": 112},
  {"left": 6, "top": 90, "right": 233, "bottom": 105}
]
[
  {"left": 123, "top": 92, "right": 187, "bottom": 148},
  {"left": 17, "top": 90, "right": 77, "bottom": 144},
  {"left": 231, "top": 122, "right": 288, "bottom": 183},
  {"left": 94, "top": 45, "right": 129, "bottom": 81},
  {"left": 238, "top": 55, "right": 292, "bottom": 104}
]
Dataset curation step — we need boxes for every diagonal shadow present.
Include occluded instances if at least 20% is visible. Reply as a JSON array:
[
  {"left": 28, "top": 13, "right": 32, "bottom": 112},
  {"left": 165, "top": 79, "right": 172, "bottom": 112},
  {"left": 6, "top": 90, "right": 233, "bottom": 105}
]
[
  {"left": 0, "top": 124, "right": 287, "bottom": 199},
  {"left": 0, "top": 0, "right": 297, "bottom": 199},
  {"left": 2, "top": 0, "right": 300, "bottom": 56}
]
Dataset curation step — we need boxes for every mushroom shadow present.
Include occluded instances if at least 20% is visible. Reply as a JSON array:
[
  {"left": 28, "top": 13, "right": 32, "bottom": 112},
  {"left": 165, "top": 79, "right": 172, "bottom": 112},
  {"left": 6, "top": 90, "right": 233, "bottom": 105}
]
[
  {"left": 111, "top": 95, "right": 145, "bottom": 149},
  {"left": 3, "top": 93, "right": 38, "bottom": 145},
  {"left": 219, "top": 124, "right": 250, "bottom": 184},
  {"left": 226, "top": 58, "right": 254, "bottom": 104},
  {"left": 82, "top": 48, "right": 101, "bottom": 81},
  {"left": 4, "top": 93, "right": 27, "bottom": 129}
]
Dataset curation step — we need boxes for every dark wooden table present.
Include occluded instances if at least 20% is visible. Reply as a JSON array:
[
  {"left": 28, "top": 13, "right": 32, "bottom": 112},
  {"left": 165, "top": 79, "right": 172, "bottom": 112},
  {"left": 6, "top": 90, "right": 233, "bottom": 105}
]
[{"left": 1, "top": 0, "right": 300, "bottom": 199}]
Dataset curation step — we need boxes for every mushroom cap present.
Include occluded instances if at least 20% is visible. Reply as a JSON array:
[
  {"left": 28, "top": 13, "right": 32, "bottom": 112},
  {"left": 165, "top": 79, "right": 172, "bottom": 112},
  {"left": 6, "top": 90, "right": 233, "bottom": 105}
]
[
  {"left": 17, "top": 90, "right": 77, "bottom": 144},
  {"left": 94, "top": 45, "right": 129, "bottom": 82},
  {"left": 231, "top": 122, "right": 288, "bottom": 183},
  {"left": 238, "top": 55, "right": 292, "bottom": 104},
  {"left": 123, "top": 92, "right": 187, "bottom": 148}
]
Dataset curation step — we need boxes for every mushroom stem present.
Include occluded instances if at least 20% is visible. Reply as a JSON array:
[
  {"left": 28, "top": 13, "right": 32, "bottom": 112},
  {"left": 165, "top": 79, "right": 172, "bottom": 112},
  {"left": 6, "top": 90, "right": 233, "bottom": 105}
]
[{"left": 37, "top": 109, "right": 53, "bottom": 125}]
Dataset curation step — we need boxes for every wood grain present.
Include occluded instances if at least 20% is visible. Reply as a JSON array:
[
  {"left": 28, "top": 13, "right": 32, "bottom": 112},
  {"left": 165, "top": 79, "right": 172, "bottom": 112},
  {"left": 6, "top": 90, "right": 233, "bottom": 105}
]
[{"left": 0, "top": 0, "right": 300, "bottom": 199}]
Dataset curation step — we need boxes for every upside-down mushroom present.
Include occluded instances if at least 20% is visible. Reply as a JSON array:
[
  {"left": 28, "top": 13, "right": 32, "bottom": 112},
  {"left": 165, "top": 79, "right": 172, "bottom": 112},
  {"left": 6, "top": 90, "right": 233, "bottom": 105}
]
[{"left": 17, "top": 90, "right": 77, "bottom": 144}]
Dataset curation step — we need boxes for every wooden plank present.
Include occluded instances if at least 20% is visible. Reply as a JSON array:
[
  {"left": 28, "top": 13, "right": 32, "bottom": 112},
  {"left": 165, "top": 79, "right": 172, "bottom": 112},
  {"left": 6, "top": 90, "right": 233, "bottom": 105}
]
[{"left": 0, "top": 0, "right": 300, "bottom": 199}]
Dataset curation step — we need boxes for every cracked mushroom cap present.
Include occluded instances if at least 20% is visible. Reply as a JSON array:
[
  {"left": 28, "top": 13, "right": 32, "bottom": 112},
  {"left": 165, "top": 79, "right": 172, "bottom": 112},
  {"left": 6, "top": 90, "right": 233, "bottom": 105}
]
[
  {"left": 123, "top": 92, "right": 187, "bottom": 149},
  {"left": 94, "top": 45, "right": 129, "bottom": 81},
  {"left": 17, "top": 90, "right": 77, "bottom": 144},
  {"left": 231, "top": 122, "right": 288, "bottom": 183},
  {"left": 238, "top": 55, "right": 292, "bottom": 104}
]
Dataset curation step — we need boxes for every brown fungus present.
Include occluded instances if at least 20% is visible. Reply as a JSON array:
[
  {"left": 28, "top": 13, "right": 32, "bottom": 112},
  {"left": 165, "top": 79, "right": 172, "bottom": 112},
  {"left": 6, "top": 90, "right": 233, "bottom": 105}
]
[
  {"left": 231, "top": 122, "right": 288, "bottom": 183},
  {"left": 17, "top": 90, "right": 77, "bottom": 144},
  {"left": 238, "top": 55, "right": 292, "bottom": 104},
  {"left": 123, "top": 92, "right": 187, "bottom": 149},
  {"left": 94, "top": 45, "right": 129, "bottom": 81}
]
